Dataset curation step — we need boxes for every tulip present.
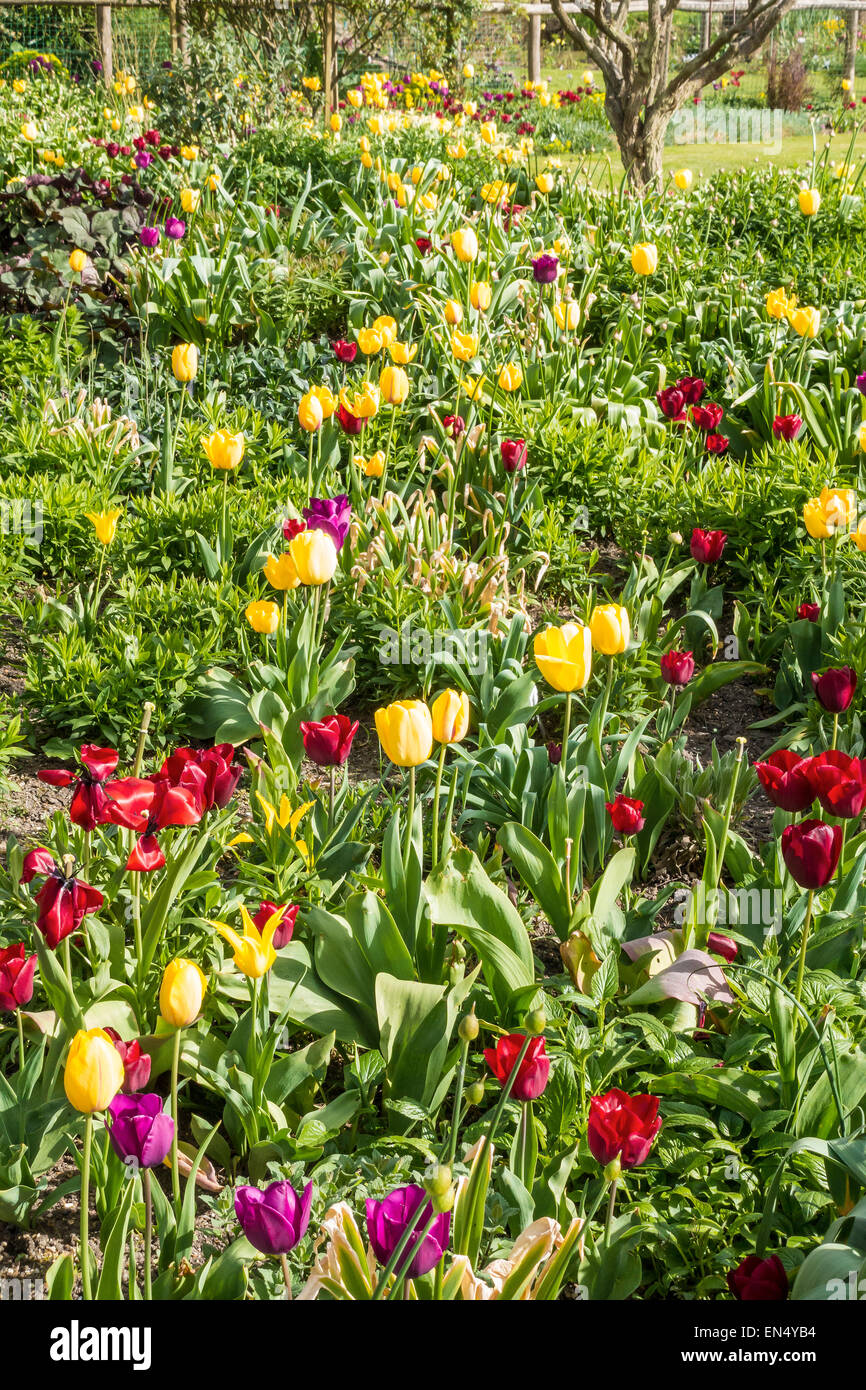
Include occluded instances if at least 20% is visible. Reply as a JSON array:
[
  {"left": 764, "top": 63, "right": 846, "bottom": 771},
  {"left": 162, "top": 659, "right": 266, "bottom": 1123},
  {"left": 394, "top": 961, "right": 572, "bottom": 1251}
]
[
  {"left": 463, "top": 62, "right": 475, "bottom": 78},
  {"left": 431, "top": 689, "right": 470, "bottom": 744},
  {"left": 854, "top": 519, "right": 866, "bottom": 552},
  {"left": 372, "top": 316, "right": 398, "bottom": 345},
  {"left": 108, "top": 1092, "right": 174, "bottom": 1168},
  {"left": 20, "top": 122, "right": 38, "bottom": 142},
  {"left": 442, "top": 415, "right": 465, "bottom": 438},
  {"left": 245, "top": 599, "right": 280, "bottom": 634},
  {"left": 165, "top": 216, "right": 186, "bottom": 240},
  {"left": 21, "top": 851, "right": 103, "bottom": 950},
  {"left": 236, "top": 1179, "right": 313, "bottom": 1257},
  {"left": 809, "top": 750, "right": 866, "bottom": 819},
  {"left": 781, "top": 819, "right": 842, "bottom": 889},
  {"left": 104, "top": 776, "right": 202, "bottom": 871},
  {"left": 560, "top": 931, "right": 601, "bottom": 993},
  {"left": 798, "top": 187, "right": 820, "bottom": 215},
  {"left": 140, "top": 226, "right": 160, "bottom": 248},
  {"left": 156, "top": 743, "right": 242, "bottom": 812},
  {"left": 68, "top": 248, "right": 87, "bottom": 274},
  {"left": 677, "top": 376, "right": 705, "bottom": 403},
  {"left": 214, "top": 904, "right": 283, "bottom": 978},
  {"left": 657, "top": 386, "right": 686, "bottom": 422},
  {"left": 708, "top": 931, "right": 738, "bottom": 964},
  {"left": 660, "top": 650, "right": 694, "bottom": 686},
  {"left": 501, "top": 438, "right": 527, "bottom": 473},
  {"left": 811, "top": 666, "right": 857, "bottom": 713},
  {"left": 84, "top": 508, "right": 123, "bottom": 546},
  {"left": 0, "top": 944, "right": 36, "bottom": 1012},
  {"left": 803, "top": 486, "right": 856, "bottom": 538},
  {"left": 298, "top": 391, "right": 324, "bottom": 432},
  {"left": 65, "top": 1028, "right": 125, "bottom": 1114},
  {"left": 253, "top": 901, "right": 298, "bottom": 949},
  {"left": 554, "top": 300, "right": 579, "bottom": 331},
  {"left": 727, "top": 1254, "right": 788, "bottom": 1301},
  {"left": 535, "top": 172, "right": 554, "bottom": 193},
  {"left": 451, "top": 227, "right": 479, "bottom": 262},
  {"left": 691, "top": 401, "right": 722, "bottom": 431},
  {"left": 388, "top": 340, "right": 417, "bottom": 365},
  {"left": 202, "top": 430, "right": 244, "bottom": 471},
  {"left": 379, "top": 364, "right": 409, "bottom": 405},
  {"left": 605, "top": 794, "right": 645, "bottom": 834},
  {"left": 674, "top": 168, "right": 693, "bottom": 190},
  {"left": 484, "top": 1034, "right": 550, "bottom": 1100},
  {"left": 451, "top": 330, "right": 478, "bottom": 362},
  {"left": 773, "top": 414, "right": 803, "bottom": 441},
  {"left": 590, "top": 602, "right": 630, "bottom": 656},
  {"left": 797, "top": 601, "right": 820, "bottom": 621},
  {"left": 630, "top": 242, "right": 658, "bottom": 275},
  {"left": 171, "top": 342, "right": 198, "bottom": 382},
  {"left": 333, "top": 339, "right": 357, "bottom": 363},
  {"left": 358, "top": 451, "right": 385, "bottom": 477},
  {"left": 366, "top": 1184, "right": 451, "bottom": 1281},
  {"left": 754, "top": 751, "right": 816, "bottom": 813},
  {"left": 497, "top": 363, "right": 523, "bottom": 392},
  {"left": 705, "top": 433, "right": 729, "bottom": 455},
  {"left": 103, "top": 1028, "right": 152, "bottom": 1093},
  {"left": 340, "top": 382, "right": 379, "bottom": 420},
  {"left": 444, "top": 298, "right": 463, "bottom": 325},
  {"left": 765, "top": 287, "right": 794, "bottom": 320},
  {"left": 180, "top": 187, "right": 200, "bottom": 213},
  {"left": 288, "top": 528, "right": 339, "bottom": 584},
  {"left": 337, "top": 402, "right": 364, "bottom": 435},
  {"left": 790, "top": 306, "right": 820, "bottom": 338},
  {"left": 309, "top": 384, "right": 336, "bottom": 419},
  {"left": 534, "top": 622, "right": 592, "bottom": 692},
  {"left": 356, "top": 326, "right": 384, "bottom": 355},
  {"left": 303, "top": 495, "right": 352, "bottom": 551},
  {"left": 38, "top": 743, "right": 119, "bottom": 831},
  {"left": 690, "top": 528, "right": 727, "bottom": 563},
  {"left": 264, "top": 552, "right": 300, "bottom": 590},
  {"left": 375, "top": 699, "right": 433, "bottom": 766},
  {"left": 587, "top": 1089, "right": 661, "bottom": 1169},
  {"left": 300, "top": 714, "right": 359, "bottom": 765},
  {"left": 531, "top": 252, "right": 559, "bottom": 284},
  {"left": 159, "top": 958, "right": 206, "bottom": 1028}
]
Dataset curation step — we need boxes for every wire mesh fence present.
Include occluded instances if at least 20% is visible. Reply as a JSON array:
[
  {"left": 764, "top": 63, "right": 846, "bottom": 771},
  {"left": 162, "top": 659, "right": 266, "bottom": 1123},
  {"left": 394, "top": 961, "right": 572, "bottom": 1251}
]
[{"left": 0, "top": 4, "right": 170, "bottom": 77}]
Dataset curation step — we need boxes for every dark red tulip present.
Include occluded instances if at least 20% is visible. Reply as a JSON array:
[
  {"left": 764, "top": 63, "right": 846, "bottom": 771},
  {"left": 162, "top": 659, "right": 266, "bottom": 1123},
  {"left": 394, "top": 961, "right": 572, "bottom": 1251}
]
[
  {"left": 707, "top": 931, "right": 738, "bottom": 963},
  {"left": 547, "top": 741, "right": 562, "bottom": 765},
  {"left": 37, "top": 744, "right": 119, "bottom": 831},
  {"left": 104, "top": 777, "right": 203, "bottom": 872},
  {"left": 333, "top": 339, "right": 358, "bottom": 363},
  {"left": 442, "top": 414, "right": 465, "bottom": 438},
  {"left": 656, "top": 387, "right": 687, "bottom": 422},
  {"left": 20, "top": 851, "right": 103, "bottom": 950},
  {"left": 796, "top": 601, "right": 820, "bottom": 622},
  {"left": 676, "top": 376, "right": 705, "bottom": 404},
  {"left": 660, "top": 650, "right": 695, "bottom": 686},
  {"left": 690, "top": 528, "right": 727, "bottom": 563},
  {"left": 252, "top": 901, "right": 298, "bottom": 949},
  {"left": 727, "top": 1254, "right": 788, "bottom": 1301},
  {"left": 705, "top": 433, "right": 729, "bottom": 455},
  {"left": 501, "top": 438, "right": 527, "bottom": 473},
  {"left": 691, "top": 402, "right": 723, "bottom": 431},
  {"left": 811, "top": 666, "right": 857, "bottom": 713},
  {"left": 809, "top": 750, "right": 866, "bottom": 819},
  {"left": 754, "top": 751, "right": 816, "bottom": 813},
  {"left": 781, "top": 819, "right": 842, "bottom": 889},
  {"left": 587, "top": 1089, "right": 661, "bottom": 1168},
  {"left": 772, "top": 414, "right": 803, "bottom": 441},
  {"left": 299, "top": 714, "right": 359, "bottom": 766},
  {"left": 103, "top": 1027, "right": 152, "bottom": 1093},
  {"left": 337, "top": 402, "right": 365, "bottom": 435},
  {"left": 605, "top": 794, "right": 645, "bottom": 834},
  {"left": 483, "top": 1034, "right": 550, "bottom": 1100},
  {"left": 414, "top": 236, "right": 433, "bottom": 254},
  {"left": 0, "top": 944, "right": 36, "bottom": 1011},
  {"left": 157, "top": 744, "right": 242, "bottom": 811}
]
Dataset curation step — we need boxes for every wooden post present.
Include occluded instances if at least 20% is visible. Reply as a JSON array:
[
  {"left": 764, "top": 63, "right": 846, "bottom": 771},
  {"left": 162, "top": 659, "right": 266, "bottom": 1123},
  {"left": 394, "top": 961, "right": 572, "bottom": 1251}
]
[
  {"left": 169, "top": 0, "right": 179, "bottom": 57},
  {"left": 844, "top": 9, "right": 859, "bottom": 90},
  {"left": 700, "top": 7, "right": 711, "bottom": 50},
  {"left": 528, "top": 12, "right": 542, "bottom": 84},
  {"left": 95, "top": 3, "right": 113, "bottom": 87},
  {"left": 323, "top": 1, "right": 336, "bottom": 121},
  {"left": 178, "top": 0, "right": 189, "bottom": 63}
]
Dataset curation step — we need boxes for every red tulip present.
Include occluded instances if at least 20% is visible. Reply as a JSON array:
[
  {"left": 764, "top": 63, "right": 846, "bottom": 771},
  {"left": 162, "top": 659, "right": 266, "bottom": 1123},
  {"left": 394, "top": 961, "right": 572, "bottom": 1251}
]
[
  {"left": 754, "top": 750, "right": 816, "bottom": 813},
  {"left": 772, "top": 414, "right": 803, "bottom": 441},
  {"left": 705, "top": 433, "right": 729, "bottom": 455},
  {"left": 587, "top": 1089, "right": 661, "bottom": 1168},
  {"left": 415, "top": 236, "right": 433, "bottom": 255},
  {"left": 442, "top": 414, "right": 465, "bottom": 438},
  {"left": 691, "top": 402, "right": 723, "bottom": 431},
  {"left": 156, "top": 744, "right": 242, "bottom": 811},
  {"left": 337, "top": 402, "right": 365, "bottom": 435},
  {"left": 605, "top": 794, "right": 645, "bottom": 834},
  {"left": 809, "top": 750, "right": 866, "bottom": 819},
  {"left": 104, "top": 777, "right": 203, "bottom": 872},
  {"left": 103, "top": 1027, "right": 152, "bottom": 1093},
  {"left": 20, "top": 851, "right": 103, "bottom": 950},
  {"left": 781, "top": 819, "right": 842, "bottom": 889},
  {"left": 37, "top": 744, "right": 119, "bottom": 831},
  {"left": 676, "top": 376, "right": 705, "bottom": 404},
  {"left": 796, "top": 602, "right": 820, "bottom": 622},
  {"left": 707, "top": 931, "right": 738, "bottom": 963},
  {"left": 300, "top": 715, "right": 359, "bottom": 766},
  {"left": 727, "top": 1254, "right": 788, "bottom": 1301},
  {"left": 332, "top": 339, "right": 358, "bottom": 363},
  {"left": 690, "top": 528, "right": 727, "bottom": 563},
  {"left": 483, "top": 1034, "right": 550, "bottom": 1100},
  {"left": 500, "top": 438, "right": 527, "bottom": 473},
  {"left": 252, "top": 900, "right": 298, "bottom": 949},
  {"left": 811, "top": 666, "right": 857, "bottom": 713},
  {"left": 660, "top": 650, "right": 695, "bottom": 686},
  {"left": 282, "top": 517, "right": 306, "bottom": 541},
  {"left": 0, "top": 944, "right": 36, "bottom": 1011},
  {"left": 657, "top": 387, "right": 686, "bottom": 422}
]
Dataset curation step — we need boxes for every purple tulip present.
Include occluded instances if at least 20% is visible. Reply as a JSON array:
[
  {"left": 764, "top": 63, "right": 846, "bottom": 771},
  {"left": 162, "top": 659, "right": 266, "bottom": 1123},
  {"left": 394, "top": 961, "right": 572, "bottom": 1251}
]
[
  {"left": 165, "top": 216, "right": 186, "bottom": 240},
  {"left": 856, "top": 371, "right": 866, "bottom": 396},
  {"left": 531, "top": 252, "right": 559, "bottom": 284},
  {"left": 234, "top": 1179, "right": 313, "bottom": 1255},
  {"left": 302, "top": 494, "right": 352, "bottom": 551},
  {"left": 107, "top": 1092, "right": 174, "bottom": 1169},
  {"left": 140, "top": 225, "right": 160, "bottom": 248},
  {"left": 134, "top": 150, "right": 153, "bottom": 170},
  {"left": 365, "top": 1184, "right": 450, "bottom": 1279}
]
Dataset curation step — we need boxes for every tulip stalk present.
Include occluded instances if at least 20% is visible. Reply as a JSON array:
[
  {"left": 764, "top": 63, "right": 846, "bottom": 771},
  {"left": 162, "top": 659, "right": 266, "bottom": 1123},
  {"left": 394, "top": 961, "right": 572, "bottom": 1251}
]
[
  {"left": 170, "top": 1027, "right": 182, "bottom": 1209},
  {"left": 80, "top": 1112, "right": 94, "bottom": 1300},
  {"left": 431, "top": 743, "right": 448, "bottom": 867},
  {"left": 377, "top": 406, "right": 399, "bottom": 503},
  {"left": 404, "top": 766, "right": 417, "bottom": 870},
  {"left": 370, "top": 1203, "right": 439, "bottom": 1301},
  {"left": 16, "top": 1008, "right": 25, "bottom": 1069},
  {"left": 561, "top": 691, "right": 573, "bottom": 775},
  {"left": 604, "top": 1176, "right": 618, "bottom": 1241},
  {"left": 792, "top": 889, "right": 815, "bottom": 1024},
  {"left": 280, "top": 1253, "right": 293, "bottom": 1300},
  {"left": 143, "top": 1168, "right": 153, "bottom": 1301}
]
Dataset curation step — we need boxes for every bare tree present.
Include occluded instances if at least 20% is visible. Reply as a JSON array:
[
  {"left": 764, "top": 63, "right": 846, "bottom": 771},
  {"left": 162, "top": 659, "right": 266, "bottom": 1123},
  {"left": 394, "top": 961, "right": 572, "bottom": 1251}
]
[{"left": 550, "top": 0, "right": 799, "bottom": 189}]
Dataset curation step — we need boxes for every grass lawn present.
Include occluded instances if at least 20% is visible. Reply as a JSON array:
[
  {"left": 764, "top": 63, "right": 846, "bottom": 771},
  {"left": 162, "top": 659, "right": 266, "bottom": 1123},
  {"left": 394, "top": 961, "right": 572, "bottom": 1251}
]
[{"left": 559, "top": 130, "right": 866, "bottom": 184}]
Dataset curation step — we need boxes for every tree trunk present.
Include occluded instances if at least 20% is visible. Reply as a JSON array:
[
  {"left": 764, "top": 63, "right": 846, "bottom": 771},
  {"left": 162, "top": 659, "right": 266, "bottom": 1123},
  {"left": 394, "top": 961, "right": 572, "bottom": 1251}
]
[
  {"left": 95, "top": 3, "right": 113, "bottom": 88},
  {"left": 606, "top": 96, "right": 667, "bottom": 191}
]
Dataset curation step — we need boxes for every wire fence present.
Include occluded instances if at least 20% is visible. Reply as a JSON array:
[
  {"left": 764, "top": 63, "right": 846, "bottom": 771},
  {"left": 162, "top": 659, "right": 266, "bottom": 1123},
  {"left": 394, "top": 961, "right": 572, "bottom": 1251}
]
[{"left": 0, "top": 3, "right": 169, "bottom": 76}]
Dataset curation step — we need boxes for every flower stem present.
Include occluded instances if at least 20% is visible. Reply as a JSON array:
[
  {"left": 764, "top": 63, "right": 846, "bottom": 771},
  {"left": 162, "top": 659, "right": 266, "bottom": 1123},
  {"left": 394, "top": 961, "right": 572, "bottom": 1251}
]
[
  {"left": 404, "top": 765, "right": 416, "bottom": 870},
  {"left": 143, "top": 1168, "right": 153, "bottom": 1302},
  {"left": 16, "top": 1009, "right": 24, "bottom": 1071},
  {"left": 793, "top": 888, "right": 815, "bottom": 1027},
  {"left": 280, "top": 1253, "right": 293, "bottom": 1300},
  {"left": 604, "top": 1177, "right": 618, "bottom": 1241},
  {"left": 561, "top": 691, "right": 573, "bottom": 775},
  {"left": 431, "top": 743, "right": 447, "bottom": 867},
  {"left": 170, "top": 1026, "right": 182, "bottom": 1210},
  {"left": 80, "top": 1113, "right": 93, "bottom": 1300}
]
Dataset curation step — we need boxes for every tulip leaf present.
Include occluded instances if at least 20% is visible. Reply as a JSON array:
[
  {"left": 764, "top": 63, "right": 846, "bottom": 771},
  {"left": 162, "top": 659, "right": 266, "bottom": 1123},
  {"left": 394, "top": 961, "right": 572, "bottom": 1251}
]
[
  {"left": 497, "top": 822, "right": 572, "bottom": 939},
  {"left": 94, "top": 1180, "right": 136, "bottom": 1300}
]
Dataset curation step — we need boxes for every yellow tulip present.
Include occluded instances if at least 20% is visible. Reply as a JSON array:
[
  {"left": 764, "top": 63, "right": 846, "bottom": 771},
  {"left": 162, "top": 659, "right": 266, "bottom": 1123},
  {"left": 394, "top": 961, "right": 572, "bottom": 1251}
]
[
  {"left": 64, "top": 1029, "right": 124, "bottom": 1113},
  {"left": 202, "top": 430, "right": 245, "bottom": 470},
  {"left": 159, "top": 958, "right": 207, "bottom": 1028},
  {"left": 589, "top": 603, "right": 631, "bottom": 655},
  {"left": 375, "top": 699, "right": 434, "bottom": 766},
  {"left": 245, "top": 599, "right": 280, "bottom": 634},
  {"left": 379, "top": 364, "right": 410, "bottom": 405},
  {"left": 20, "top": 122, "right": 38, "bottom": 142},
  {"left": 358, "top": 450, "right": 385, "bottom": 477},
  {"left": 180, "top": 187, "right": 200, "bottom": 213},
  {"left": 357, "top": 326, "right": 385, "bottom": 355},
  {"left": 288, "top": 529, "right": 339, "bottom": 584},
  {"left": 171, "top": 343, "right": 199, "bottom": 382},
  {"left": 630, "top": 242, "right": 658, "bottom": 276},
  {"left": 207, "top": 172, "right": 221, "bottom": 191},
  {"left": 387, "top": 170, "right": 402, "bottom": 193},
  {"left": 309, "top": 383, "right": 336, "bottom": 419},
  {"left": 803, "top": 499, "right": 832, "bottom": 539},
  {"left": 534, "top": 623, "right": 592, "bottom": 692},
  {"left": 85, "top": 508, "right": 123, "bottom": 545},
  {"left": 860, "top": 422, "right": 866, "bottom": 453},
  {"left": 180, "top": 144, "right": 199, "bottom": 160},
  {"left": 766, "top": 287, "right": 794, "bottom": 320},
  {"left": 360, "top": 151, "right": 373, "bottom": 170},
  {"left": 431, "top": 689, "right": 470, "bottom": 744},
  {"left": 330, "top": 113, "right": 342, "bottom": 132},
  {"left": 535, "top": 172, "right": 554, "bottom": 194},
  {"left": 298, "top": 391, "right": 324, "bottom": 432},
  {"left": 68, "top": 248, "right": 87, "bottom": 274},
  {"left": 372, "top": 318, "right": 398, "bottom": 346},
  {"left": 674, "top": 169, "right": 693, "bottom": 191},
  {"left": 497, "top": 363, "right": 523, "bottom": 392},
  {"left": 451, "top": 227, "right": 479, "bottom": 263},
  {"left": 790, "top": 306, "right": 820, "bottom": 338},
  {"left": 853, "top": 517, "right": 866, "bottom": 551},
  {"left": 464, "top": 375, "right": 488, "bottom": 401},
  {"left": 463, "top": 62, "right": 475, "bottom": 78},
  {"left": 798, "top": 187, "right": 820, "bottom": 216},
  {"left": 396, "top": 184, "right": 415, "bottom": 208},
  {"left": 303, "top": 75, "right": 321, "bottom": 92},
  {"left": 444, "top": 298, "right": 463, "bottom": 325},
  {"left": 348, "top": 89, "right": 363, "bottom": 108},
  {"left": 470, "top": 280, "right": 492, "bottom": 312},
  {"left": 451, "top": 330, "right": 478, "bottom": 362},
  {"left": 214, "top": 904, "right": 283, "bottom": 978},
  {"left": 480, "top": 121, "right": 497, "bottom": 144},
  {"left": 814, "top": 486, "right": 857, "bottom": 533},
  {"left": 264, "top": 551, "right": 300, "bottom": 590},
  {"left": 554, "top": 301, "right": 579, "bottom": 332},
  {"left": 340, "top": 383, "right": 379, "bottom": 419},
  {"left": 388, "top": 340, "right": 417, "bottom": 364}
]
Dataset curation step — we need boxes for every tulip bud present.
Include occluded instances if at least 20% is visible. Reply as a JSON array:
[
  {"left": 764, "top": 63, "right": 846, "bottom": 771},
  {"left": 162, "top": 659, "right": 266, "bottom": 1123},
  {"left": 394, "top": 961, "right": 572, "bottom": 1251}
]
[
  {"left": 64, "top": 1028, "right": 125, "bottom": 1113},
  {"left": 466, "top": 1079, "right": 485, "bottom": 1105},
  {"left": 159, "top": 957, "right": 207, "bottom": 1028},
  {"left": 524, "top": 1008, "right": 546, "bottom": 1036},
  {"left": 458, "top": 1010, "right": 479, "bottom": 1043},
  {"left": 603, "top": 1155, "right": 622, "bottom": 1183},
  {"left": 68, "top": 248, "right": 87, "bottom": 274},
  {"left": 171, "top": 343, "right": 199, "bottom": 382}
]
